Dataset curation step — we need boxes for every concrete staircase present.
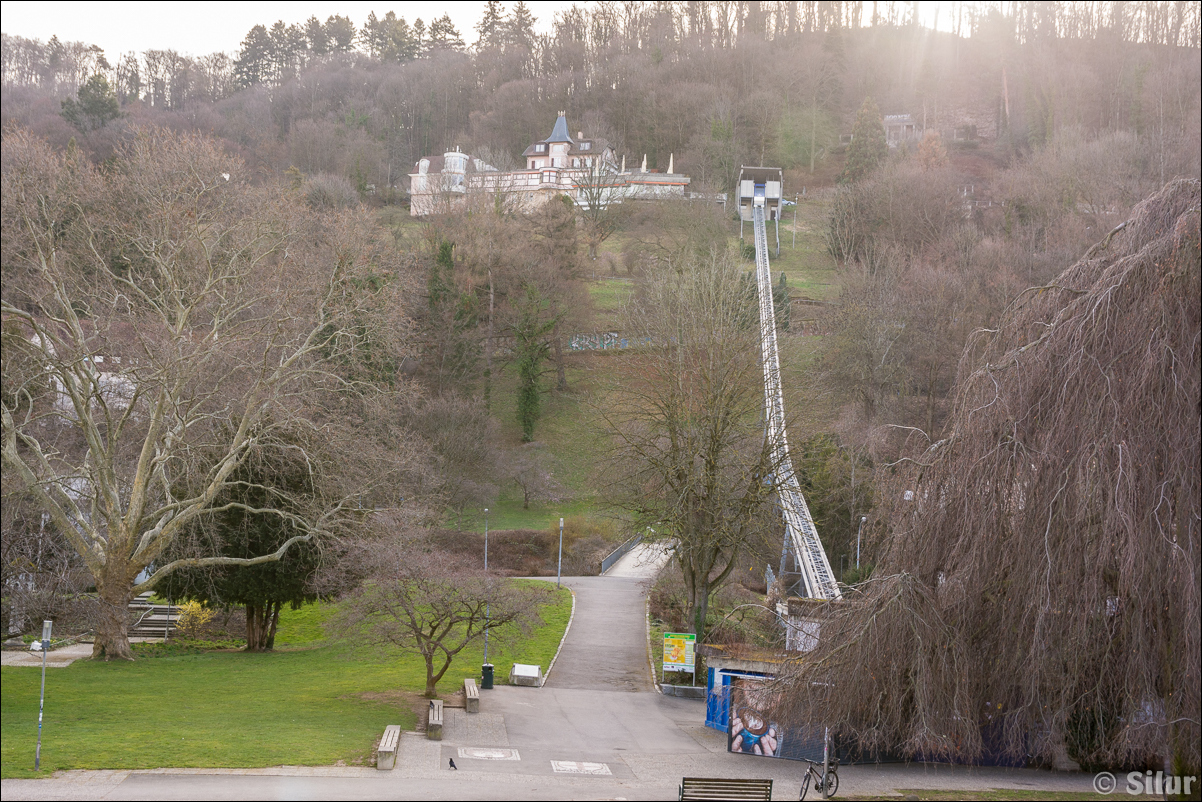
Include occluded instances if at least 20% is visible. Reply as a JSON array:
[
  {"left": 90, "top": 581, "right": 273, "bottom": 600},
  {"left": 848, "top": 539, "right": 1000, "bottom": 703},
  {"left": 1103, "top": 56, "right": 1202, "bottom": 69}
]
[{"left": 128, "top": 593, "right": 181, "bottom": 639}]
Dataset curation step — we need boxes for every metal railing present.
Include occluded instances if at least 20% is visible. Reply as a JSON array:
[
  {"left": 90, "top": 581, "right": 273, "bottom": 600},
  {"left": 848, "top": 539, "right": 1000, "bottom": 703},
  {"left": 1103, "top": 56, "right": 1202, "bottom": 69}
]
[{"left": 600, "top": 533, "right": 644, "bottom": 574}]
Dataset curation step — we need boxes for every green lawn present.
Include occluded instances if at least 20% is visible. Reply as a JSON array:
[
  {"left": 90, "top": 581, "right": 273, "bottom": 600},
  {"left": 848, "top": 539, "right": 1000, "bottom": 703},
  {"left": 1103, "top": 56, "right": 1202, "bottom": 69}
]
[
  {"left": 586, "top": 278, "right": 633, "bottom": 330},
  {"left": 742, "top": 197, "right": 841, "bottom": 302},
  {"left": 477, "top": 349, "right": 623, "bottom": 535},
  {"left": 0, "top": 582, "right": 571, "bottom": 778}
]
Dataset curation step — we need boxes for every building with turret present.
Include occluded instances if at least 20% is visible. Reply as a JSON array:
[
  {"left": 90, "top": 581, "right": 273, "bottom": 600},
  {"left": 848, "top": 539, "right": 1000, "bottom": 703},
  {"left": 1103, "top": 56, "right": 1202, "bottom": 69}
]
[{"left": 408, "top": 112, "right": 692, "bottom": 216}]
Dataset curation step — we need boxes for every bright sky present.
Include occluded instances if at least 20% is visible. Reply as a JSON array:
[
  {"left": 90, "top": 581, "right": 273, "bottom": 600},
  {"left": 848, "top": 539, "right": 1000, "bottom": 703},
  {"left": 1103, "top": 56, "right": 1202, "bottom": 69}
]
[{"left": 0, "top": 2, "right": 578, "bottom": 58}]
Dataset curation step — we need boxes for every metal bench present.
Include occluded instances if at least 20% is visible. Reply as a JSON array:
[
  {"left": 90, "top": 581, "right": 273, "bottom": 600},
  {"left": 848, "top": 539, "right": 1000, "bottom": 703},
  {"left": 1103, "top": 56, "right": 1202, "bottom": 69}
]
[
  {"left": 679, "top": 777, "right": 773, "bottom": 801},
  {"left": 426, "top": 699, "right": 444, "bottom": 741},
  {"left": 464, "top": 677, "right": 480, "bottom": 713},
  {"left": 376, "top": 724, "right": 401, "bottom": 770}
]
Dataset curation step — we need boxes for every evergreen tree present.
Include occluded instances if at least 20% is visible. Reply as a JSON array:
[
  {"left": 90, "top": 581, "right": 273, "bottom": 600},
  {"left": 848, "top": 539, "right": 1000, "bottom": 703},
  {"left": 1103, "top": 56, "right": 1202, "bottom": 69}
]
[
  {"left": 839, "top": 96, "right": 888, "bottom": 184},
  {"left": 362, "top": 12, "right": 386, "bottom": 57},
  {"left": 412, "top": 18, "right": 428, "bottom": 57},
  {"left": 325, "top": 15, "right": 357, "bottom": 52},
  {"left": 304, "top": 15, "right": 329, "bottom": 56},
  {"left": 429, "top": 14, "right": 465, "bottom": 52},
  {"left": 512, "top": 284, "right": 557, "bottom": 442},
  {"left": 159, "top": 439, "right": 325, "bottom": 652},
  {"left": 475, "top": 0, "right": 507, "bottom": 50},
  {"left": 506, "top": 1, "right": 538, "bottom": 50},
  {"left": 60, "top": 74, "right": 120, "bottom": 132},
  {"left": 233, "top": 24, "right": 274, "bottom": 87}
]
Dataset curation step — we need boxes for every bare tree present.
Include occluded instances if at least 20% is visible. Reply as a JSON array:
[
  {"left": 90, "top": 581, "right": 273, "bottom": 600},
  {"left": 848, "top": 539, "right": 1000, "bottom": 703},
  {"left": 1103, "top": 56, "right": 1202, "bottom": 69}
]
[
  {"left": 779, "top": 179, "right": 1201, "bottom": 771},
  {"left": 1, "top": 127, "right": 420, "bottom": 659},
  {"left": 330, "top": 537, "right": 551, "bottom": 697},
  {"left": 572, "top": 165, "right": 629, "bottom": 260},
  {"left": 409, "top": 394, "right": 499, "bottom": 527},
  {"left": 507, "top": 442, "right": 569, "bottom": 510},
  {"left": 601, "top": 250, "right": 777, "bottom": 640}
]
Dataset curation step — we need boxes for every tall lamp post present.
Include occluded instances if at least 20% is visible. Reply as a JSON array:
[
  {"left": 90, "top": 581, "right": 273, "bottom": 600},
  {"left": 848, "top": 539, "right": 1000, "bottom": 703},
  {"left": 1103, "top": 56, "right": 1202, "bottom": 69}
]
[
  {"left": 34, "top": 619, "right": 51, "bottom": 771},
  {"left": 557, "top": 517, "right": 564, "bottom": 588},
  {"left": 856, "top": 516, "right": 867, "bottom": 570},
  {"left": 483, "top": 508, "right": 490, "bottom": 668}
]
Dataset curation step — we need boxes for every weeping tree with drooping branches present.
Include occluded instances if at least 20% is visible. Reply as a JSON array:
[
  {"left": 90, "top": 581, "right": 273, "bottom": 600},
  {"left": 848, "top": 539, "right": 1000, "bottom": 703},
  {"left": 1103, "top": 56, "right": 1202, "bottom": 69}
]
[{"left": 779, "top": 179, "right": 1201, "bottom": 773}]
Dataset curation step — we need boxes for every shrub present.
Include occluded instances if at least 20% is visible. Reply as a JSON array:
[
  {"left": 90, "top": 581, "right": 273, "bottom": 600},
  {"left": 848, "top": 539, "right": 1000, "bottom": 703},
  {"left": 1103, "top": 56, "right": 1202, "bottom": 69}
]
[
  {"left": 304, "top": 172, "right": 359, "bottom": 210},
  {"left": 176, "top": 600, "right": 216, "bottom": 640}
]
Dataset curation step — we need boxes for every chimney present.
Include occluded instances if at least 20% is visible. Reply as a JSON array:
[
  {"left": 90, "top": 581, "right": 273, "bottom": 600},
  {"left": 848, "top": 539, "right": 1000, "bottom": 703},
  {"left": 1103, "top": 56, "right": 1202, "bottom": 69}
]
[{"left": 577, "top": 132, "right": 584, "bottom": 139}]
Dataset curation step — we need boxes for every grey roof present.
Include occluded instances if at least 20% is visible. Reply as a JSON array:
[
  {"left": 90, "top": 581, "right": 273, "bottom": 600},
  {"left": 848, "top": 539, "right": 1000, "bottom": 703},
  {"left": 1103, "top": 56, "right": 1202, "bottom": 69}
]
[{"left": 545, "top": 113, "right": 573, "bottom": 143}]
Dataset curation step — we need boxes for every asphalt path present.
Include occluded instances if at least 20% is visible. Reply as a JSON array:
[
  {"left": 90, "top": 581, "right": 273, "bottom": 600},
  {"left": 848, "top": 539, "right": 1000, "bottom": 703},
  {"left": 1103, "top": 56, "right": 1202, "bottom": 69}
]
[{"left": 543, "top": 575, "right": 653, "bottom": 692}]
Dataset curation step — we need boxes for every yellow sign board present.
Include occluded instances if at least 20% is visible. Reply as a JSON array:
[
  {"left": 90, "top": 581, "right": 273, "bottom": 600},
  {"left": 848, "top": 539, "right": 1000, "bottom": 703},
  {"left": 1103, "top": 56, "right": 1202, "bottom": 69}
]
[{"left": 662, "top": 632, "right": 696, "bottom": 669}]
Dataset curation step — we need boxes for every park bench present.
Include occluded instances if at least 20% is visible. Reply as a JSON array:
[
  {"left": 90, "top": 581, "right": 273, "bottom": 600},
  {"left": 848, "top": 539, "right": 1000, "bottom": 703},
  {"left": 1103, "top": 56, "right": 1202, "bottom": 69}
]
[
  {"left": 464, "top": 677, "right": 480, "bottom": 713},
  {"left": 427, "top": 699, "right": 444, "bottom": 741},
  {"left": 376, "top": 724, "right": 401, "bottom": 770},
  {"left": 678, "top": 777, "right": 773, "bottom": 801}
]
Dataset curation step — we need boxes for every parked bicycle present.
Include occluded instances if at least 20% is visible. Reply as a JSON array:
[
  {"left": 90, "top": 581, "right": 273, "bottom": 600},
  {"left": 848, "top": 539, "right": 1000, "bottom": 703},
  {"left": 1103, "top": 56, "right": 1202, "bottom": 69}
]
[{"left": 799, "top": 756, "right": 839, "bottom": 800}]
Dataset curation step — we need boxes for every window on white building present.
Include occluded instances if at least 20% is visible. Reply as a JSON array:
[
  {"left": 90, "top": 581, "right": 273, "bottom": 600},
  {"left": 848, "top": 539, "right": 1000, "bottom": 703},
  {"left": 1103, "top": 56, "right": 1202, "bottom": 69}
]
[
  {"left": 535, "top": 144, "right": 546, "bottom": 153},
  {"left": 580, "top": 142, "right": 591, "bottom": 151}
]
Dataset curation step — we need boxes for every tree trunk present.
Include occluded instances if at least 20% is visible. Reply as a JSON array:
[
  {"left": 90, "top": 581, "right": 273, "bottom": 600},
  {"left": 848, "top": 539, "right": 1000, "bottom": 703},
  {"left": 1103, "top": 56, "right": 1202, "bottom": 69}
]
[
  {"left": 693, "top": 577, "right": 711, "bottom": 641},
  {"left": 246, "top": 602, "right": 275, "bottom": 652},
  {"left": 424, "top": 653, "right": 438, "bottom": 698},
  {"left": 92, "top": 584, "right": 134, "bottom": 660},
  {"left": 553, "top": 324, "right": 568, "bottom": 392},
  {"left": 265, "top": 601, "right": 281, "bottom": 651}
]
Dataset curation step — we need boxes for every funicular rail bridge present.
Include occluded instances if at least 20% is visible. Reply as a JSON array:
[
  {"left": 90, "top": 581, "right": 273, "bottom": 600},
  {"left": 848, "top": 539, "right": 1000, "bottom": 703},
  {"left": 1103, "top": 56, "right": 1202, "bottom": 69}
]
[{"left": 748, "top": 180, "right": 841, "bottom": 602}]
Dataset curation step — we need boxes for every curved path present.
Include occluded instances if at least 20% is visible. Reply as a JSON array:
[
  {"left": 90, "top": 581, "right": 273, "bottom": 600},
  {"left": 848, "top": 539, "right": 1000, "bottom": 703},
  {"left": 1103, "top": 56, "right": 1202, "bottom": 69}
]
[{"left": 543, "top": 542, "right": 672, "bottom": 692}]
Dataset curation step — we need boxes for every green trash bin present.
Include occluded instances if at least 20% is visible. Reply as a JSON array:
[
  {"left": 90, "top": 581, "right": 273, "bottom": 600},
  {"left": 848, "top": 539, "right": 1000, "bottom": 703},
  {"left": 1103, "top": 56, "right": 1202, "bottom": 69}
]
[{"left": 481, "top": 663, "right": 494, "bottom": 690}]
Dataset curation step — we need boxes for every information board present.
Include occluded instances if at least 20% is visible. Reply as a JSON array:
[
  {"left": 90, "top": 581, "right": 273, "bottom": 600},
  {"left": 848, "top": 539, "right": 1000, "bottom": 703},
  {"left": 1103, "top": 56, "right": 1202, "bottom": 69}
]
[{"left": 662, "top": 632, "right": 696, "bottom": 670}]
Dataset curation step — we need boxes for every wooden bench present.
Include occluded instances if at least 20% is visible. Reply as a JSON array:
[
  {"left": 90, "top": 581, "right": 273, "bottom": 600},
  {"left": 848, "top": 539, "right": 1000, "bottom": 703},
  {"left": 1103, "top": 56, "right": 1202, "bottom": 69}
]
[
  {"left": 464, "top": 677, "right": 480, "bottom": 713},
  {"left": 376, "top": 724, "right": 401, "bottom": 770},
  {"left": 426, "top": 699, "right": 444, "bottom": 741},
  {"left": 679, "top": 777, "right": 773, "bottom": 801}
]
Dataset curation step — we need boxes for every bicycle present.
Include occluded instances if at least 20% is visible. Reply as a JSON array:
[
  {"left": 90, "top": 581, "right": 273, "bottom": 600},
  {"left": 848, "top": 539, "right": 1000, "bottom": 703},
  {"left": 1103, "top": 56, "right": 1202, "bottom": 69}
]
[{"left": 798, "top": 756, "right": 839, "bottom": 800}]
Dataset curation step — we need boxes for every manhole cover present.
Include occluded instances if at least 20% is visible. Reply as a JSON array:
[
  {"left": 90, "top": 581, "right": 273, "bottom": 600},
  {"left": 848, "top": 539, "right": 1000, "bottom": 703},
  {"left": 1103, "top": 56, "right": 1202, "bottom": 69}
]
[
  {"left": 551, "top": 760, "right": 612, "bottom": 775},
  {"left": 458, "top": 747, "right": 521, "bottom": 761}
]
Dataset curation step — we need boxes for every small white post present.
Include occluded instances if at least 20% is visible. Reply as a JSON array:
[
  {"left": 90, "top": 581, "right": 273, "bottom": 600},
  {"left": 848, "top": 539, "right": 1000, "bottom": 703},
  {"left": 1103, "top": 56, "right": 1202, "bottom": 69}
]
[
  {"left": 856, "top": 516, "right": 867, "bottom": 570},
  {"left": 822, "top": 726, "right": 830, "bottom": 799}
]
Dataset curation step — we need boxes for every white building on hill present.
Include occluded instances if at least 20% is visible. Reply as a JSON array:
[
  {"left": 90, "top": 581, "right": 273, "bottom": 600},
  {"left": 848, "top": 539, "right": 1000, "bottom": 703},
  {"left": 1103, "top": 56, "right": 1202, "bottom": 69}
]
[{"left": 408, "top": 112, "right": 692, "bottom": 216}]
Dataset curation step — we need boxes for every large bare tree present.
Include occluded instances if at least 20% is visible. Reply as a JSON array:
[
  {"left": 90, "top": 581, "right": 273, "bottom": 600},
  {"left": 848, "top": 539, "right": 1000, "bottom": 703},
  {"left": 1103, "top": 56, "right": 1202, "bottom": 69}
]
[
  {"left": 779, "top": 179, "right": 1201, "bottom": 771},
  {"left": 1, "top": 127, "right": 420, "bottom": 659},
  {"left": 601, "top": 250, "right": 777, "bottom": 640}
]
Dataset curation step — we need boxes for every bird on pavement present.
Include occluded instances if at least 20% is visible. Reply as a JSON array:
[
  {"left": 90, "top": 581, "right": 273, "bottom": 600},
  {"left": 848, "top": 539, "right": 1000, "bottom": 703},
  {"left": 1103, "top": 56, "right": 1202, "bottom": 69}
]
[{"left": 449, "top": 758, "right": 458, "bottom": 770}]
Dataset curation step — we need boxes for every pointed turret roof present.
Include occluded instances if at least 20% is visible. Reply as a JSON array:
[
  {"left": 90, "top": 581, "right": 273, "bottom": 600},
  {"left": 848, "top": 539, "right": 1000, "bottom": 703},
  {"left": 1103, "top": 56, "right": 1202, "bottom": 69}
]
[{"left": 544, "top": 111, "right": 573, "bottom": 143}]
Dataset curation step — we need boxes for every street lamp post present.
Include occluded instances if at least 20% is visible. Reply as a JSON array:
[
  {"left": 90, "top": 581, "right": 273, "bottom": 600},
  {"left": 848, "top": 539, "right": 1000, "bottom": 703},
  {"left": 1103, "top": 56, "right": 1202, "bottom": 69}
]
[
  {"left": 34, "top": 619, "right": 51, "bottom": 771},
  {"left": 856, "top": 516, "right": 867, "bottom": 570},
  {"left": 483, "top": 508, "right": 490, "bottom": 668},
  {"left": 557, "top": 517, "right": 564, "bottom": 588}
]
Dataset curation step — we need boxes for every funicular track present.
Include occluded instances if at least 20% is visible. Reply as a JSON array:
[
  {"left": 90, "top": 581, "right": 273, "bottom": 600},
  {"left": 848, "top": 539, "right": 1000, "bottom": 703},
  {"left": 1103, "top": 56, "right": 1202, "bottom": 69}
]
[{"left": 752, "top": 203, "right": 841, "bottom": 601}]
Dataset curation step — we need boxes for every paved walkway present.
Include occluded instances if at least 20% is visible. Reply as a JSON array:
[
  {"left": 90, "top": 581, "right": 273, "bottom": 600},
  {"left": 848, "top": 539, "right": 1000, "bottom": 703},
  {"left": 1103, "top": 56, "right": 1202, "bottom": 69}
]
[
  {"left": 1, "top": 643, "right": 93, "bottom": 668},
  {"left": 1, "top": 552, "right": 1103, "bottom": 800},
  {"left": 544, "top": 575, "right": 653, "bottom": 692}
]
